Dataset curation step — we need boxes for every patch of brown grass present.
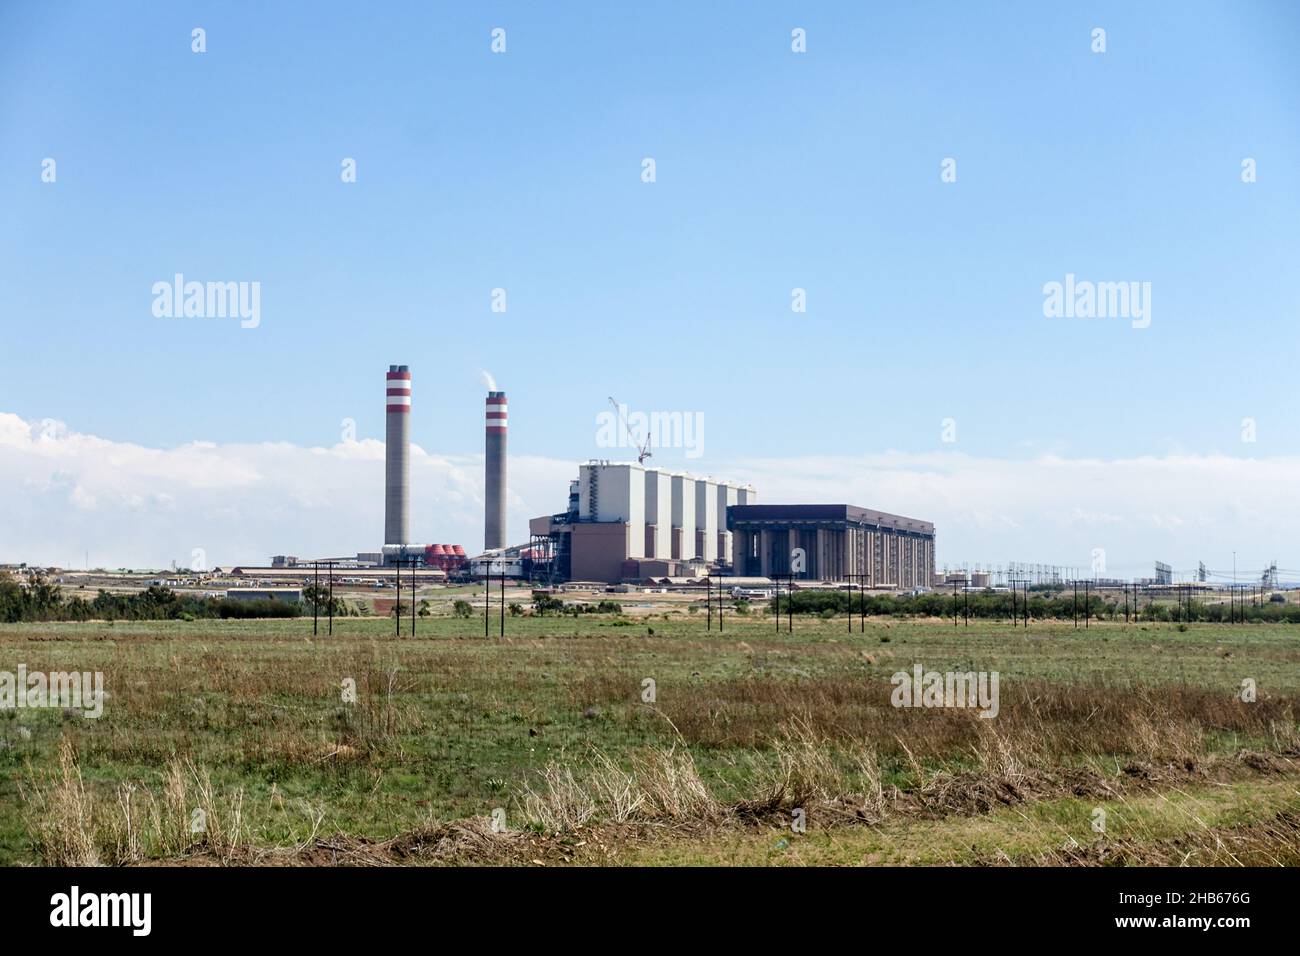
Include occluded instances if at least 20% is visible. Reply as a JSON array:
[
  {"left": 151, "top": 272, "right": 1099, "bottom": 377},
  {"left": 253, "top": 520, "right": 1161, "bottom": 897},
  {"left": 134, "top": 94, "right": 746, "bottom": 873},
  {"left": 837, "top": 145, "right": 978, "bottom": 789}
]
[
  {"left": 654, "top": 676, "right": 1299, "bottom": 765},
  {"left": 22, "top": 739, "right": 247, "bottom": 865}
]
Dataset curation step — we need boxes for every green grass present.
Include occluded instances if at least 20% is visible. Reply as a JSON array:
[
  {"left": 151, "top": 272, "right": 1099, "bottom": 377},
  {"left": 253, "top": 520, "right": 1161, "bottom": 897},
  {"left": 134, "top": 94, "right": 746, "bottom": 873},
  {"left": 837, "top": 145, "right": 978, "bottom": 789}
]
[{"left": 1, "top": 613, "right": 1297, "bottom": 865}]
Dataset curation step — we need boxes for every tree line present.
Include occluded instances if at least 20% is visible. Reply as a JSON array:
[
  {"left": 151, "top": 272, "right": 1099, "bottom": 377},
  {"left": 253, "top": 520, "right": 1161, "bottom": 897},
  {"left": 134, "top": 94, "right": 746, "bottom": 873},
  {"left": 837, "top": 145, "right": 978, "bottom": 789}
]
[
  {"left": 0, "top": 574, "right": 312, "bottom": 623},
  {"left": 770, "top": 587, "right": 1300, "bottom": 623}
]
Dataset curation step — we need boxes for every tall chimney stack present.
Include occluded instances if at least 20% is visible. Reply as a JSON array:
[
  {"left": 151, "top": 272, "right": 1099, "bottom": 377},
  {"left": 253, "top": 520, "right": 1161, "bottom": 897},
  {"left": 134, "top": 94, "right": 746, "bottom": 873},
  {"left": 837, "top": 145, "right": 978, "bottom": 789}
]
[
  {"left": 384, "top": 365, "right": 411, "bottom": 545},
  {"left": 485, "top": 390, "right": 507, "bottom": 550}
]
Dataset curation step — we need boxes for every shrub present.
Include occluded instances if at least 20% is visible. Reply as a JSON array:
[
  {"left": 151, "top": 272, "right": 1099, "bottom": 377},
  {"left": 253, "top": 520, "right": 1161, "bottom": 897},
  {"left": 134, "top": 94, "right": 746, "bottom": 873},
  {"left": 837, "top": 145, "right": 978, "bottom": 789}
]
[{"left": 532, "top": 593, "right": 565, "bottom": 616}]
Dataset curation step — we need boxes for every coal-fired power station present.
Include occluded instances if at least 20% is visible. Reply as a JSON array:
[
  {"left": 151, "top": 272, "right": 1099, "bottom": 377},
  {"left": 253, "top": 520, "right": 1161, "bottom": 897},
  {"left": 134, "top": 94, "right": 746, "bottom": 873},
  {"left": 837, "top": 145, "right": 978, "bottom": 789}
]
[
  {"left": 484, "top": 391, "right": 507, "bottom": 550},
  {"left": 266, "top": 362, "right": 933, "bottom": 586},
  {"left": 384, "top": 365, "right": 411, "bottom": 545}
]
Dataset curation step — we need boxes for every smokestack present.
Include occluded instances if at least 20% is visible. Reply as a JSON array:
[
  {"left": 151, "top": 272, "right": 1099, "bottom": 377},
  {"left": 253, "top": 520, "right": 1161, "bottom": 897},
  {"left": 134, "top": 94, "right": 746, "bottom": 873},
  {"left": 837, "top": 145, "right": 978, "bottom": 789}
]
[
  {"left": 384, "top": 365, "right": 411, "bottom": 545},
  {"left": 485, "top": 390, "right": 507, "bottom": 550}
]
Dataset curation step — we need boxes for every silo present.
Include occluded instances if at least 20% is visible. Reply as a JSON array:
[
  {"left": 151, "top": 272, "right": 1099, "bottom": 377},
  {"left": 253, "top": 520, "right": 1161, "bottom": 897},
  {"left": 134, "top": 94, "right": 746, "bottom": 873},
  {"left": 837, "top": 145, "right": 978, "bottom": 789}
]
[
  {"left": 670, "top": 473, "right": 696, "bottom": 560},
  {"left": 694, "top": 479, "right": 719, "bottom": 562},
  {"left": 644, "top": 469, "right": 673, "bottom": 559},
  {"left": 716, "top": 482, "right": 739, "bottom": 565}
]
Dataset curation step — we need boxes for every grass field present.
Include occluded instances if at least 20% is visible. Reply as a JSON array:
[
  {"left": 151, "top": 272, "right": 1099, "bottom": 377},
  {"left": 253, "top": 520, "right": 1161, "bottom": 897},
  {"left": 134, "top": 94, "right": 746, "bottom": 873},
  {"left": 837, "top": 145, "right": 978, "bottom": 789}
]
[{"left": 2, "top": 609, "right": 1298, "bottom": 866}]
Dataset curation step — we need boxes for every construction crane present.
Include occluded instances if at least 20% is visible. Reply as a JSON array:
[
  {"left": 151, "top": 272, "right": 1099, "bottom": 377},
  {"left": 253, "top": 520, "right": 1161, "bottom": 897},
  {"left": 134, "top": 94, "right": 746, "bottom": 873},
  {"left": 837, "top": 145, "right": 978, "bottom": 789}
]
[{"left": 608, "top": 396, "right": 652, "bottom": 464}]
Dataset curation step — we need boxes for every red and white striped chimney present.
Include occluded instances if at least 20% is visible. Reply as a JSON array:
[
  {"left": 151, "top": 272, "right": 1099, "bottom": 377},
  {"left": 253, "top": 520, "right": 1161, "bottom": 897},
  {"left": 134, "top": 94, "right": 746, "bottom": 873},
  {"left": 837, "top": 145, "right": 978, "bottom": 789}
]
[
  {"left": 484, "top": 391, "right": 507, "bottom": 550},
  {"left": 384, "top": 365, "right": 411, "bottom": 545}
]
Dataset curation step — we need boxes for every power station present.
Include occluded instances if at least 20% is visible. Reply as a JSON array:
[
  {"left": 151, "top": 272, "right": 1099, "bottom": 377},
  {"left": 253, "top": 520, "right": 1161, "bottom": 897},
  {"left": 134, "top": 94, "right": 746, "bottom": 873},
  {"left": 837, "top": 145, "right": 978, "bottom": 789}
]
[
  {"left": 270, "top": 362, "right": 937, "bottom": 586},
  {"left": 526, "top": 464, "right": 935, "bottom": 586}
]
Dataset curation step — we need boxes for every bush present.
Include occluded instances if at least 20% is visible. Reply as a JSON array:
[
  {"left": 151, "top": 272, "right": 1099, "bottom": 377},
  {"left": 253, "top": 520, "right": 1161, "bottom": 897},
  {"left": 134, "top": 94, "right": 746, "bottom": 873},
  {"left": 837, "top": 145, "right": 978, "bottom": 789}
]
[
  {"left": 532, "top": 593, "right": 566, "bottom": 616},
  {"left": 215, "top": 598, "right": 301, "bottom": 619},
  {"left": 452, "top": 599, "right": 474, "bottom": 619}
]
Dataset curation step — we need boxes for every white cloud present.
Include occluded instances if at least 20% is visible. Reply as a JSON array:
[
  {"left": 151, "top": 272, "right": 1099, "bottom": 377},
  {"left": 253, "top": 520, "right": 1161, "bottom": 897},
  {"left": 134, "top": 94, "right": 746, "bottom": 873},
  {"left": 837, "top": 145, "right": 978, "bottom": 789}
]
[
  {"left": 729, "top": 450, "right": 1300, "bottom": 579},
  {"left": 0, "top": 412, "right": 570, "bottom": 569},
  {"left": 2, "top": 411, "right": 1297, "bottom": 579}
]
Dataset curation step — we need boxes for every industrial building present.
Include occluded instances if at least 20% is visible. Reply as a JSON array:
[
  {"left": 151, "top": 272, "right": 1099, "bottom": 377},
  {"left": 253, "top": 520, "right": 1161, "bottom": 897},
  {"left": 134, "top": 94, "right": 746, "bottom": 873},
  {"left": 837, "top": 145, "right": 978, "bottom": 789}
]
[
  {"left": 529, "top": 461, "right": 755, "bottom": 584},
  {"left": 728, "top": 504, "right": 935, "bottom": 587},
  {"left": 225, "top": 587, "right": 303, "bottom": 604}
]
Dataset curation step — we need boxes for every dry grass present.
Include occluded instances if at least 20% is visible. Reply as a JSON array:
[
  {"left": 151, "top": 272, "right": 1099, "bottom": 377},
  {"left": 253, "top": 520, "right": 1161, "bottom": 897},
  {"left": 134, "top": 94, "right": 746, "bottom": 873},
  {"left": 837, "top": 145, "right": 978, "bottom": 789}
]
[
  {"left": 23, "top": 737, "right": 247, "bottom": 865},
  {"left": 24, "top": 738, "right": 99, "bottom": 866},
  {"left": 515, "top": 706, "right": 1300, "bottom": 843},
  {"left": 1027, "top": 808, "right": 1300, "bottom": 867},
  {"left": 521, "top": 763, "right": 597, "bottom": 832},
  {"left": 6, "top": 619, "right": 1299, "bottom": 865},
  {"left": 522, "top": 745, "right": 719, "bottom": 832},
  {"left": 652, "top": 677, "right": 1299, "bottom": 760}
]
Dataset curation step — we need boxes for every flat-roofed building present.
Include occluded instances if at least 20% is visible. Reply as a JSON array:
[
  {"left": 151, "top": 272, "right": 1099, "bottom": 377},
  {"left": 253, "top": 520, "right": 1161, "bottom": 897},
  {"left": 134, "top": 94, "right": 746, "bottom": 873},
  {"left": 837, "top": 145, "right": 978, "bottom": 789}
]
[
  {"left": 728, "top": 504, "right": 935, "bottom": 588},
  {"left": 528, "top": 462, "right": 756, "bottom": 584}
]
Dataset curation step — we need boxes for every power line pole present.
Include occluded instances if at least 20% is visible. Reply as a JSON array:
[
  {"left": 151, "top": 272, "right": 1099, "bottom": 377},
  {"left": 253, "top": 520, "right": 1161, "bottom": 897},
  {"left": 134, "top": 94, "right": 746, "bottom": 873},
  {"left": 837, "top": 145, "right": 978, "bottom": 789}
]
[{"left": 857, "top": 572, "right": 864, "bottom": 633}]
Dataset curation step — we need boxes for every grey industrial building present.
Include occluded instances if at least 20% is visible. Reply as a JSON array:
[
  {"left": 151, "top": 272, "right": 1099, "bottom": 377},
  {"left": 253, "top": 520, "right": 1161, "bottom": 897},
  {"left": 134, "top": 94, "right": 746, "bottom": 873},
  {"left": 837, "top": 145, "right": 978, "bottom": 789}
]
[{"left": 728, "top": 504, "right": 935, "bottom": 588}]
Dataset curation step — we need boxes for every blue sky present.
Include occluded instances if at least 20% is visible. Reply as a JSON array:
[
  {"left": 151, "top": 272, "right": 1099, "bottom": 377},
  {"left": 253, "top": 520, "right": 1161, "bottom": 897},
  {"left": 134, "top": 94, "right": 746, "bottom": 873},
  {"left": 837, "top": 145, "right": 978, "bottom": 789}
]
[{"left": 2, "top": 2, "right": 1299, "bottom": 571}]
